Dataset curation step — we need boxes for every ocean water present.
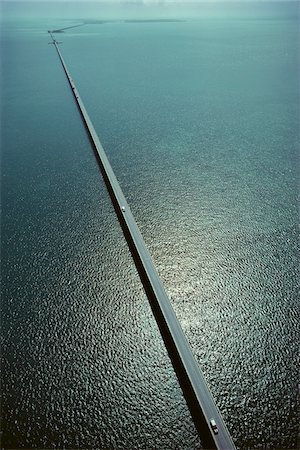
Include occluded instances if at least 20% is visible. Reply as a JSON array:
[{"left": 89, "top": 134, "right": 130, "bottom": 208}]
[{"left": 1, "top": 2, "right": 299, "bottom": 450}]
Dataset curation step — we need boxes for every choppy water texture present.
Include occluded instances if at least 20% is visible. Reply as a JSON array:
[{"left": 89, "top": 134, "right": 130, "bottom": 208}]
[{"left": 1, "top": 2, "right": 299, "bottom": 449}]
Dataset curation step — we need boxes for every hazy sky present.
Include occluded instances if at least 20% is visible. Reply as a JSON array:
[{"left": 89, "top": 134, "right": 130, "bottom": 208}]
[
  {"left": 5, "top": 0, "right": 298, "bottom": 2},
  {"left": 2, "top": 0, "right": 298, "bottom": 23}
]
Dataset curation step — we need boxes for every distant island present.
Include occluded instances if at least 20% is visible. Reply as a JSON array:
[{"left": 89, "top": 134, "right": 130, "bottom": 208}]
[{"left": 124, "top": 19, "right": 186, "bottom": 23}]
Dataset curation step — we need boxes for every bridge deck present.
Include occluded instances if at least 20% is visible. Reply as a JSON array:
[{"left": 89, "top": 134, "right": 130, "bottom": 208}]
[{"left": 51, "top": 34, "right": 236, "bottom": 450}]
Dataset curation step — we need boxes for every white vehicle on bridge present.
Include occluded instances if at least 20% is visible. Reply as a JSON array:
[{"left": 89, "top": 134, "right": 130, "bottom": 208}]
[{"left": 210, "top": 418, "right": 219, "bottom": 434}]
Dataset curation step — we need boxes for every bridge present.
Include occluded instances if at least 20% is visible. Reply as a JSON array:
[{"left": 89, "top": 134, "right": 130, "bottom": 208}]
[{"left": 49, "top": 30, "right": 236, "bottom": 450}]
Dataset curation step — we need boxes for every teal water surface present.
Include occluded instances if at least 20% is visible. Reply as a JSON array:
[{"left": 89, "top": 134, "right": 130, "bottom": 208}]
[{"left": 1, "top": 3, "right": 299, "bottom": 449}]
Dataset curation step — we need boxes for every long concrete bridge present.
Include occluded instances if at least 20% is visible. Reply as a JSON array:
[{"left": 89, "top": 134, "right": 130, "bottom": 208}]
[{"left": 49, "top": 31, "right": 236, "bottom": 450}]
